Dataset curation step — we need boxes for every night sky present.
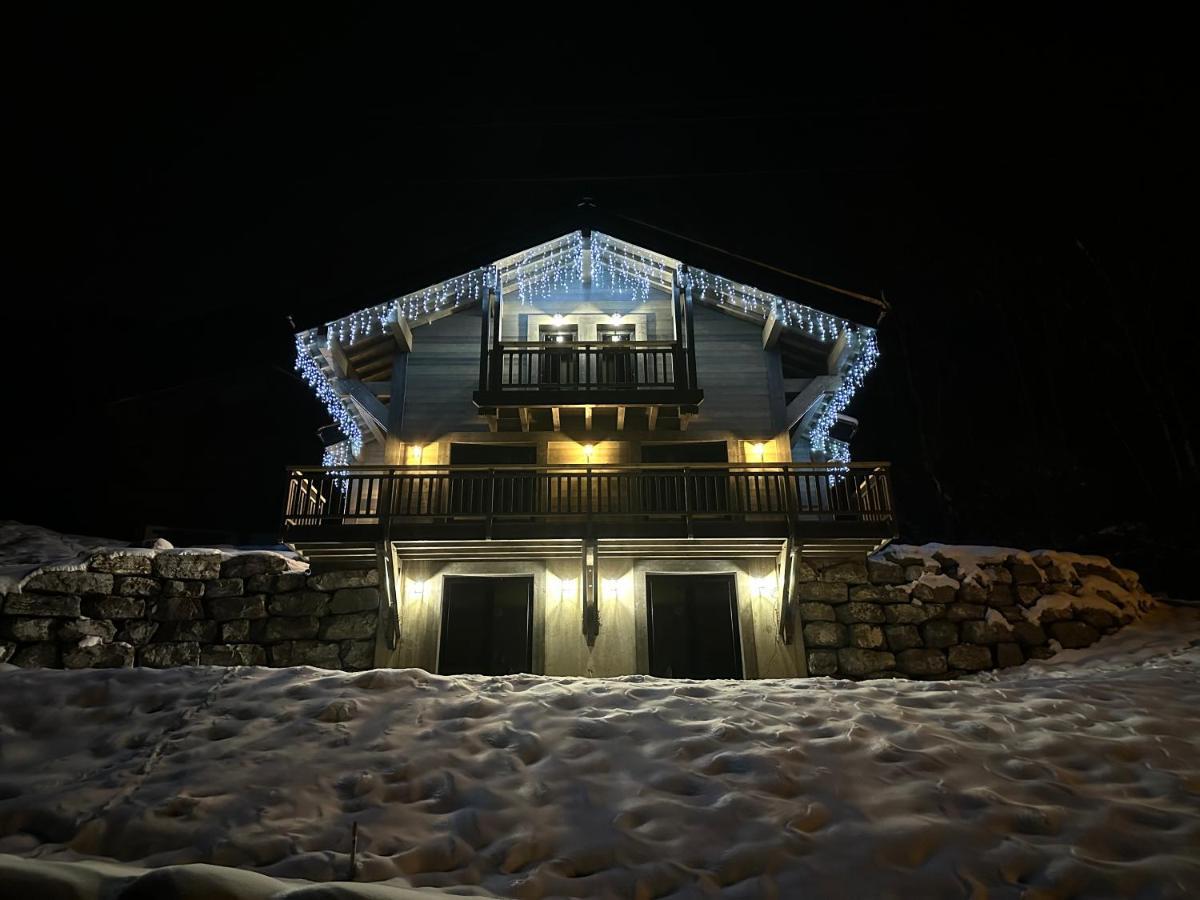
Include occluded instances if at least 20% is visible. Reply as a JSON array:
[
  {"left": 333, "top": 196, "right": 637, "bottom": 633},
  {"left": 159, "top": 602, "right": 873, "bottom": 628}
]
[{"left": 12, "top": 11, "right": 1193, "bottom": 590}]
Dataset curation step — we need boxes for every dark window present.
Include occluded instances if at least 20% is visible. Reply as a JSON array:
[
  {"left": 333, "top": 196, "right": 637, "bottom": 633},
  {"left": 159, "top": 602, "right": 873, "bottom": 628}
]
[
  {"left": 646, "top": 574, "right": 742, "bottom": 679},
  {"left": 539, "top": 323, "right": 579, "bottom": 386},
  {"left": 448, "top": 444, "right": 537, "bottom": 515},
  {"left": 640, "top": 442, "right": 730, "bottom": 513},
  {"left": 596, "top": 324, "right": 637, "bottom": 386},
  {"left": 439, "top": 576, "right": 534, "bottom": 675}
]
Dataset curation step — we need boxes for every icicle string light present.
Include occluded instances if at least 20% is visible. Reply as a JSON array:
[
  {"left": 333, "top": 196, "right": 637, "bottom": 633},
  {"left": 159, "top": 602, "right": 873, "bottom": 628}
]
[
  {"left": 590, "top": 231, "right": 673, "bottom": 300},
  {"left": 809, "top": 329, "right": 880, "bottom": 466},
  {"left": 682, "top": 267, "right": 846, "bottom": 343},
  {"left": 512, "top": 231, "right": 584, "bottom": 303},
  {"left": 294, "top": 335, "right": 364, "bottom": 460}
]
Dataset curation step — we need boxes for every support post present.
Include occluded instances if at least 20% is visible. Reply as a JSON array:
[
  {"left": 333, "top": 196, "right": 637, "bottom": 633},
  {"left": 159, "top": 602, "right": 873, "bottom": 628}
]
[
  {"left": 478, "top": 286, "right": 492, "bottom": 392},
  {"left": 683, "top": 269, "right": 698, "bottom": 391}
]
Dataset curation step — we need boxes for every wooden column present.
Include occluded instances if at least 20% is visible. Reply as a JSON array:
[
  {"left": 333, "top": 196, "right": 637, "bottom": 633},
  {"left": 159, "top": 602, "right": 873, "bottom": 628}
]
[
  {"left": 683, "top": 269, "right": 698, "bottom": 391},
  {"left": 478, "top": 286, "right": 492, "bottom": 392}
]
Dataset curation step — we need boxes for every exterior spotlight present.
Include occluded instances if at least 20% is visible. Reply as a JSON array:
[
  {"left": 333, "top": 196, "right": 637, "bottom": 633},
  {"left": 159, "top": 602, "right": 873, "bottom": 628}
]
[
  {"left": 552, "top": 314, "right": 564, "bottom": 324},
  {"left": 751, "top": 442, "right": 766, "bottom": 461},
  {"left": 609, "top": 314, "right": 623, "bottom": 325},
  {"left": 582, "top": 443, "right": 595, "bottom": 461},
  {"left": 410, "top": 580, "right": 426, "bottom": 600}
]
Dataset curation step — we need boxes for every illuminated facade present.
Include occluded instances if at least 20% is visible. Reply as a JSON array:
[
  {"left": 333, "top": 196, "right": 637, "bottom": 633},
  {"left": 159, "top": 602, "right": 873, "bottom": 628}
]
[{"left": 285, "top": 210, "right": 895, "bottom": 678}]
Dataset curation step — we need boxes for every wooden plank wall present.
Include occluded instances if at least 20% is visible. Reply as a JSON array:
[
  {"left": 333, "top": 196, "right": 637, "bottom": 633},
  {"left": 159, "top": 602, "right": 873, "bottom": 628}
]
[{"left": 400, "top": 309, "right": 489, "bottom": 440}]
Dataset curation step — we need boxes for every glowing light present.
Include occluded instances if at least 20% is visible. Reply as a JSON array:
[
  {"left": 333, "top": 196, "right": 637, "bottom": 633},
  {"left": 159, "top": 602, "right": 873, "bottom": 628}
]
[
  {"left": 582, "top": 443, "right": 595, "bottom": 460},
  {"left": 552, "top": 314, "right": 564, "bottom": 324},
  {"left": 408, "top": 580, "right": 426, "bottom": 600},
  {"left": 750, "top": 574, "right": 777, "bottom": 599},
  {"left": 609, "top": 314, "right": 623, "bottom": 324},
  {"left": 751, "top": 442, "right": 766, "bottom": 461}
]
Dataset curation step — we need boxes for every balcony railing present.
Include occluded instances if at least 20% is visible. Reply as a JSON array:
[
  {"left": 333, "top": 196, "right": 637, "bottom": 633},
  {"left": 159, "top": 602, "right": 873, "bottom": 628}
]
[
  {"left": 487, "top": 341, "right": 682, "bottom": 391},
  {"left": 282, "top": 463, "right": 896, "bottom": 541}
]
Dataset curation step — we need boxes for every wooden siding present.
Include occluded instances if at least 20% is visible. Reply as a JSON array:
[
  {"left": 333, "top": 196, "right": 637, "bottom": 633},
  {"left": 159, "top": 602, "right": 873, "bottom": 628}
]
[
  {"left": 400, "top": 308, "right": 488, "bottom": 441},
  {"left": 499, "top": 283, "right": 676, "bottom": 342},
  {"left": 690, "top": 302, "right": 775, "bottom": 437}
]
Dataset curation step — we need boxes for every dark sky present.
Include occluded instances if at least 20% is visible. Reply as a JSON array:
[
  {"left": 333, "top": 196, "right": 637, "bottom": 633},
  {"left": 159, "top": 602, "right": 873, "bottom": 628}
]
[{"left": 11, "top": 10, "right": 1193, "bottom": 586}]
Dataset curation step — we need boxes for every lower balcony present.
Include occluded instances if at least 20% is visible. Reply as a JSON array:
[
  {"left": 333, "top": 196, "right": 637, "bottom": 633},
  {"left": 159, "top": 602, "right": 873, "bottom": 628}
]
[{"left": 281, "top": 462, "right": 897, "bottom": 546}]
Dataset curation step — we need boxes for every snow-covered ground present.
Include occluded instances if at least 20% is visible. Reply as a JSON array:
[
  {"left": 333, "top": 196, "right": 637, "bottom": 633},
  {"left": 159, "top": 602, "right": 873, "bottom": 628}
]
[{"left": 1, "top": 606, "right": 1198, "bottom": 898}]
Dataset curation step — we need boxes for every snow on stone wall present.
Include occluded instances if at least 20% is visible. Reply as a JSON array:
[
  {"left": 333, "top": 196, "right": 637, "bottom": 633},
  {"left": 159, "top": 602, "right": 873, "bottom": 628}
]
[
  {"left": 801, "top": 544, "right": 1158, "bottom": 679},
  {"left": 0, "top": 549, "right": 378, "bottom": 671}
]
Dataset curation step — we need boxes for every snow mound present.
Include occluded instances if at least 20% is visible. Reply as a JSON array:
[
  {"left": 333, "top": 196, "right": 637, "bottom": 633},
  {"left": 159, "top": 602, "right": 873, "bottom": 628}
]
[{"left": 2, "top": 608, "right": 1199, "bottom": 897}]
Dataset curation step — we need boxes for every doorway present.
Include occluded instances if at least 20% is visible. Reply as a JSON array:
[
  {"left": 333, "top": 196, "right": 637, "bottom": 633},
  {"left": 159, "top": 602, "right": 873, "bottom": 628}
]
[
  {"left": 645, "top": 573, "right": 743, "bottom": 679},
  {"left": 438, "top": 576, "right": 534, "bottom": 675}
]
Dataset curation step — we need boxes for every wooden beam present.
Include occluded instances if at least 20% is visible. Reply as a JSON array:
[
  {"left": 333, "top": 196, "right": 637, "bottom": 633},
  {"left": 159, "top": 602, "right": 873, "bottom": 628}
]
[
  {"left": 386, "top": 308, "right": 414, "bottom": 353},
  {"left": 385, "top": 352, "right": 408, "bottom": 464},
  {"left": 326, "top": 338, "right": 354, "bottom": 380},
  {"left": 584, "top": 406, "right": 592, "bottom": 431},
  {"left": 616, "top": 406, "right": 625, "bottom": 431},
  {"left": 486, "top": 414, "right": 499, "bottom": 433},
  {"left": 519, "top": 407, "right": 531, "bottom": 432},
  {"left": 551, "top": 407, "right": 561, "bottom": 432},
  {"left": 826, "top": 331, "right": 850, "bottom": 375},
  {"left": 762, "top": 310, "right": 784, "bottom": 350},
  {"left": 679, "top": 410, "right": 690, "bottom": 432},
  {"left": 784, "top": 375, "right": 839, "bottom": 433},
  {"left": 647, "top": 406, "right": 658, "bottom": 431},
  {"left": 344, "top": 394, "right": 385, "bottom": 445}
]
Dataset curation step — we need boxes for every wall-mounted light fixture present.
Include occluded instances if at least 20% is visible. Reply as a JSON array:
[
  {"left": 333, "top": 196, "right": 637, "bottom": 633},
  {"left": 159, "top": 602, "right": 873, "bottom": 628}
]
[
  {"left": 609, "top": 313, "right": 623, "bottom": 325},
  {"left": 582, "top": 443, "right": 595, "bottom": 461},
  {"left": 750, "top": 442, "right": 766, "bottom": 462},
  {"left": 552, "top": 314, "right": 564, "bottom": 324}
]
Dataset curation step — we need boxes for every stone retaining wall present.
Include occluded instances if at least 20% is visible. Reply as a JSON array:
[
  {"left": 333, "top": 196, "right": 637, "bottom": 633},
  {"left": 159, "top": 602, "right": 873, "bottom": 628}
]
[
  {"left": 0, "top": 549, "right": 378, "bottom": 670},
  {"left": 802, "top": 545, "right": 1156, "bottom": 679}
]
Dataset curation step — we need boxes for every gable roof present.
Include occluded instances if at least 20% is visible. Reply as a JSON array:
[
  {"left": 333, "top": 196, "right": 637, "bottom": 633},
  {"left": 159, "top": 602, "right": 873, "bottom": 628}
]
[{"left": 295, "top": 211, "right": 883, "bottom": 462}]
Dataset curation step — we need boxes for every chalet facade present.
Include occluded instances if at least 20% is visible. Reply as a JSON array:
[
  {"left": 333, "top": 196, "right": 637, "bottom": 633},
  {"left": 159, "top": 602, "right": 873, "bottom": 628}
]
[{"left": 285, "top": 211, "right": 894, "bottom": 678}]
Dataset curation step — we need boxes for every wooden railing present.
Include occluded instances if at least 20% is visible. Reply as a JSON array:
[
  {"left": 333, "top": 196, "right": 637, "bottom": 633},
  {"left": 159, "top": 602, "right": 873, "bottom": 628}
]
[
  {"left": 283, "top": 463, "right": 896, "bottom": 537},
  {"left": 487, "top": 341, "right": 682, "bottom": 391}
]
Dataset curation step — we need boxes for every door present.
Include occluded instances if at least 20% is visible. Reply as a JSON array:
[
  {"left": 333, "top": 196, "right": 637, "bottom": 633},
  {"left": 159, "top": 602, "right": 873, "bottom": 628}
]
[
  {"left": 646, "top": 574, "right": 742, "bottom": 679},
  {"left": 596, "top": 323, "right": 636, "bottom": 387},
  {"left": 539, "top": 323, "right": 579, "bottom": 387},
  {"left": 448, "top": 443, "right": 537, "bottom": 515},
  {"left": 640, "top": 441, "right": 730, "bottom": 514},
  {"left": 438, "top": 576, "right": 534, "bottom": 675}
]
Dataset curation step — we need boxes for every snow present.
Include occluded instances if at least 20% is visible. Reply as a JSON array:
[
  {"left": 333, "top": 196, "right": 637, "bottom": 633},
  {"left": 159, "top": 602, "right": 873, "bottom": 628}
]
[
  {"left": 2, "top": 608, "right": 1199, "bottom": 897},
  {"left": 0, "top": 521, "right": 306, "bottom": 594},
  {"left": 884, "top": 543, "right": 1029, "bottom": 586}
]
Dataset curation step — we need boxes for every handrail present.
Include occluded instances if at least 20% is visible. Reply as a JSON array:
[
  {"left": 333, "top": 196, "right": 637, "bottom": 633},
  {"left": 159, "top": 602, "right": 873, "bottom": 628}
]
[
  {"left": 498, "top": 340, "right": 678, "bottom": 349},
  {"left": 286, "top": 462, "right": 893, "bottom": 473}
]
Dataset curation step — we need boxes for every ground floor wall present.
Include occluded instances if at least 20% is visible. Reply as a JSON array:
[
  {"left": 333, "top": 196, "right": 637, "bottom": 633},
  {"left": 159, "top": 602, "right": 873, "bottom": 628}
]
[{"left": 2, "top": 544, "right": 1158, "bottom": 679}]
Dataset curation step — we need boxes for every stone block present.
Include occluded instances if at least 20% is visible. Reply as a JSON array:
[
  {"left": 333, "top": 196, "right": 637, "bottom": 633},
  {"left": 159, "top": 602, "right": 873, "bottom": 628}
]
[
  {"left": 114, "top": 576, "right": 161, "bottom": 597},
  {"left": 340, "top": 640, "right": 375, "bottom": 671},
  {"left": 220, "top": 619, "right": 252, "bottom": 642},
  {"left": 1016, "top": 585, "right": 1042, "bottom": 606},
  {"left": 995, "top": 643, "right": 1024, "bottom": 668},
  {"left": 269, "top": 592, "right": 330, "bottom": 617},
  {"left": 945, "top": 603, "right": 986, "bottom": 622},
  {"left": 153, "top": 550, "right": 222, "bottom": 581},
  {"left": 202, "top": 644, "right": 268, "bottom": 666},
  {"left": 307, "top": 569, "right": 377, "bottom": 592},
  {"left": 836, "top": 648, "right": 895, "bottom": 677},
  {"left": 848, "top": 584, "right": 904, "bottom": 603},
  {"left": 1047, "top": 621, "right": 1101, "bottom": 649},
  {"left": 1009, "top": 557, "right": 1045, "bottom": 585},
  {"left": 2, "top": 617, "right": 56, "bottom": 642},
  {"left": 0, "top": 641, "right": 14, "bottom": 663},
  {"left": 12, "top": 642, "right": 60, "bottom": 667},
  {"left": 220, "top": 553, "right": 288, "bottom": 579},
  {"left": 269, "top": 640, "right": 342, "bottom": 668},
  {"left": 58, "top": 618, "right": 117, "bottom": 643},
  {"left": 921, "top": 620, "right": 958, "bottom": 648},
  {"left": 83, "top": 597, "right": 146, "bottom": 619},
  {"left": 867, "top": 557, "right": 907, "bottom": 584},
  {"left": 1027, "top": 646, "right": 1056, "bottom": 660},
  {"left": 817, "top": 558, "right": 869, "bottom": 583},
  {"left": 986, "top": 583, "right": 1016, "bottom": 606},
  {"left": 835, "top": 602, "right": 885, "bottom": 624},
  {"left": 792, "top": 558, "right": 817, "bottom": 582},
  {"left": 64, "top": 641, "right": 135, "bottom": 669},
  {"left": 957, "top": 581, "right": 988, "bottom": 605},
  {"left": 1010, "top": 621, "right": 1047, "bottom": 646},
  {"left": 961, "top": 620, "right": 1013, "bottom": 644},
  {"left": 118, "top": 620, "right": 159, "bottom": 646},
  {"left": 140, "top": 643, "right": 201, "bottom": 667},
  {"left": 884, "top": 624, "right": 922, "bottom": 652},
  {"left": 981, "top": 565, "right": 1012, "bottom": 584},
  {"left": 848, "top": 624, "right": 885, "bottom": 649},
  {"left": 161, "top": 579, "right": 205, "bottom": 598},
  {"left": 264, "top": 617, "right": 320, "bottom": 642},
  {"left": 802, "top": 621, "right": 846, "bottom": 649},
  {"left": 896, "top": 648, "right": 947, "bottom": 676},
  {"left": 1078, "top": 608, "right": 1117, "bottom": 631},
  {"left": 883, "top": 603, "right": 944, "bottom": 625},
  {"left": 272, "top": 572, "right": 307, "bottom": 593},
  {"left": 319, "top": 612, "right": 377, "bottom": 641},
  {"left": 4, "top": 594, "right": 81, "bottom": 617},
  {"left": 796, "top": 602, "right": 836, "bottom": 623},
  {"left": 806, "top": 650, "right": 839, "bottom": 676},
  {"left": 206, "top": 596, "right": 267, "bottom": 621},
  {"left": 24, "top": 571, "right": 113, "bottom": 595},
  {"left": 912, "top": 580, "right": 958, "bottom": 604},
  {"left": 157, "top": 620, "right": 219, "bottom": 643},
  {"left": 330, "top": 587, "right": 380, "bottom": 614},
  {"left": 87, "top": 549, "right": 154, "bottom": 575},
  {"left": 796, "top": 582, "right": 848, "bottom": 604},
  {"left": 151, "top": 597, "right": 204, "bottom": 621},
  {"left": 204, "top": 578, "right": 244, "bottom": 599},
  {"left": 948, "top": 644, "right": 993, "bottom": 671}
]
